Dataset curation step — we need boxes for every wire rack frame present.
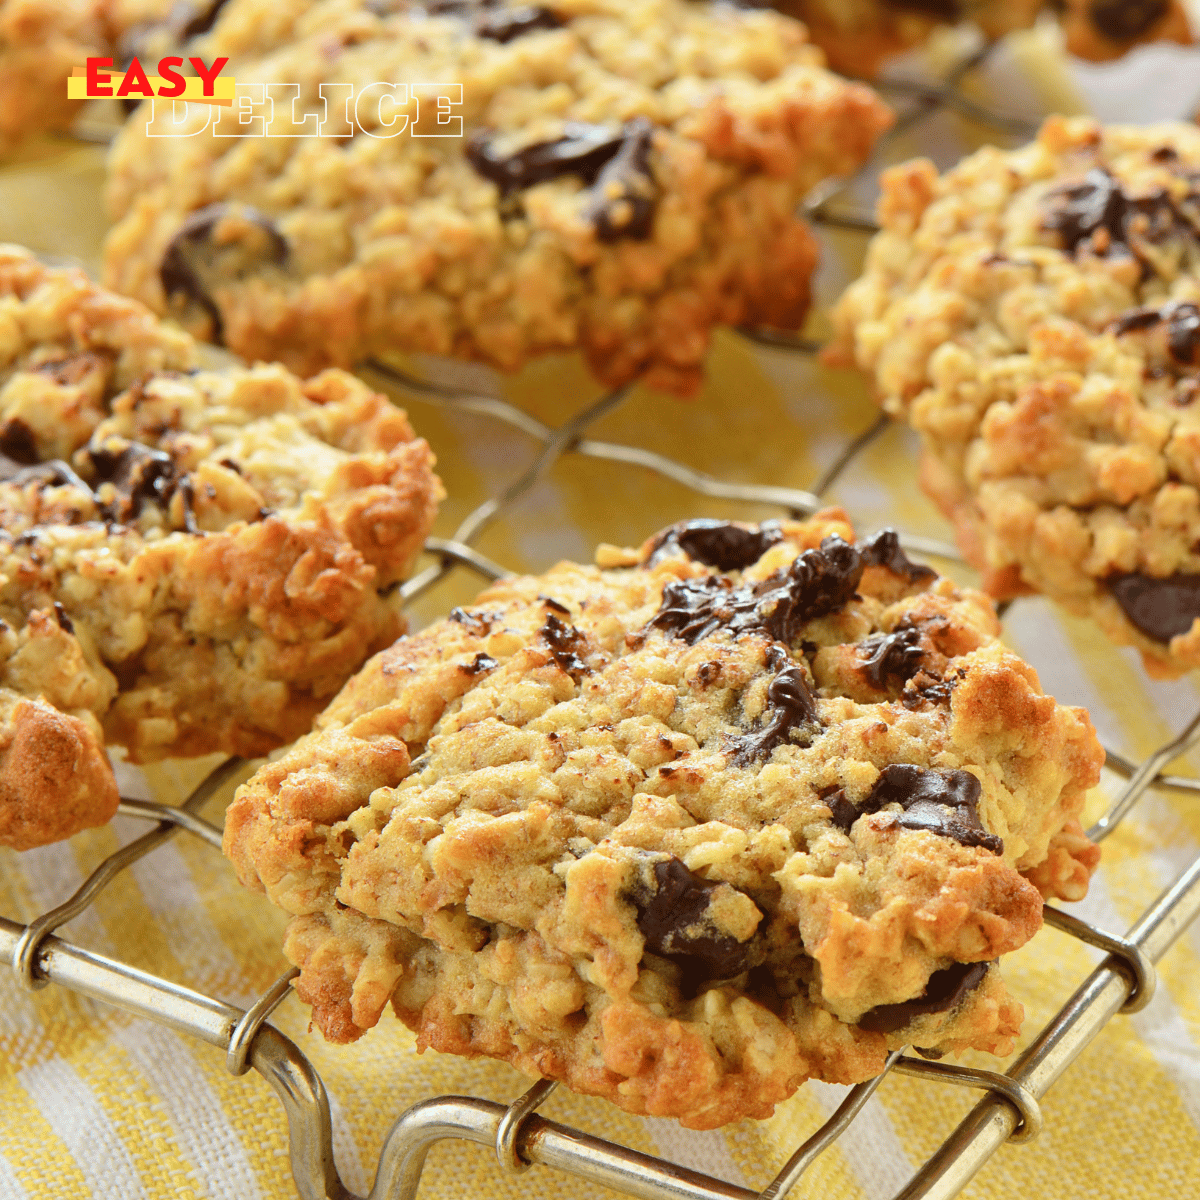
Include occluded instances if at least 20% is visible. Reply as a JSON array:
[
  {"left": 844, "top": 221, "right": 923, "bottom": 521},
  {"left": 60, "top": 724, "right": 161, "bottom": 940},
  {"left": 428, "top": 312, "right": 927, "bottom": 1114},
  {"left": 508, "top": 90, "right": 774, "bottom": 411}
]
[{"left": 5, "top": 39, "right": 1200, "bottom": 1200}]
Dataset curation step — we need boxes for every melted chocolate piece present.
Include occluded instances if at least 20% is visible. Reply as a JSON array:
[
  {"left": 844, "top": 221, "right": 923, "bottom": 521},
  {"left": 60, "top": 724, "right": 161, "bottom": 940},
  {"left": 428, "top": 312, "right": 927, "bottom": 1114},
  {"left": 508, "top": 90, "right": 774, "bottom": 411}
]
[
  {"left": 538, "top": 594, "right": 570, "bottom": 614},
  {"left": 462, "top": 651, "right": 498, "bottom": 675},
  {"left": 860, "top": 764, "right": 1003, "bottom": 854},
  {"left": 53, "top": 601, "right": 75, "bottom": 634},
  {"left": 646, "top": 534, "right": 865, "bottom": 647},
  {"left": 449, "top": 607, "right": 494, "bottom": 636},
  {"left": 540, "top": 613, "right": 589, "bottom": 680},
  {"left": 1168, "top": 302, "right": 1200, "bottom": 366},
  {"left": 857, "top": 961, "right": 990, "bottom": 1034},
  {"left": 0, "top": 419, "right": 38, "bottom": 465},
  {"left": 476, "top": 5, "right": 562, "bottom": 41},
  {"left": 468, "top": 118, "right": 659, "bottom": 241},
  {"left": 647, "top": 519, "right": 784, "bottom": 572},
  {"left": 1110, "top": 305, "right": 1164, "bottom": 335},
  {"left": 1043, "top": 167, "right": 1183, "bottom": 272},
  {"left": 633, "top": 857, "right": 754, "bottom": 980},
  {"left": 729, "top": 660, "right": 819, "bottom": 765},
  {"left": 822, "top": 787, "right": 859, "bottom": 833},
  {"left": 901, "top": 672, "right": 955, "bottom": 710},
  {"left": 1088, "top": 0, "right": 1167, "bottom": 41},
  {"left": 466, "top": 123, "right": 626, "bottom": 197},
  {"left": 88, "top": 441, "right": 176, "bottom": 518},
  {"left": 857, "top": 626, "right": 925, "bottom": 690},
  {"left": 1109, "top": 572, "right": 1200, "bottom": 643},
  {"left": 160, "top": 204, "right": 287, "bottom": 346},
  {"left": 1110, "top": 301, "right": 1200, "bottom": 366},
  {"left": 585, "top": 117, "right": 657, "bottom": 242},
  {"left": 858, "top": 529, "right": 936, "bottom": 583},
  {"left": 179, "top": 0, "right": 233, "bottom": 38}
]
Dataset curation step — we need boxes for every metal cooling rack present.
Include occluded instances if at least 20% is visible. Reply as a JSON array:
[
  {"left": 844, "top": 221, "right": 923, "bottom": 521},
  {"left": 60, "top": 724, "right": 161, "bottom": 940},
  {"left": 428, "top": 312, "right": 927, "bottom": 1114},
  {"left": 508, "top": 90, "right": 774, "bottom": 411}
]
[{"left": 6, "top": 39, "right": 1200, "bottom": 1200}]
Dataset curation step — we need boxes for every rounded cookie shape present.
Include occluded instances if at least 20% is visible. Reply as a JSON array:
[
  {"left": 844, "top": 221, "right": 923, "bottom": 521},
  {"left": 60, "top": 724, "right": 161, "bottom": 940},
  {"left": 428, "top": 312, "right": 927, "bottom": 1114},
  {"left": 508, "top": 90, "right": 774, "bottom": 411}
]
[
  {"left": 102, "top": 0, "right": 893, "bottom": 395},
  {"left": 225, "top": 510, "right": 1103, "bottom": 1128},
  {"left": 0, "top": 245, "right": 441, "bottom": 848},
  {"left": 829, "top": 117, "right": 1200, "bottom": 677}
]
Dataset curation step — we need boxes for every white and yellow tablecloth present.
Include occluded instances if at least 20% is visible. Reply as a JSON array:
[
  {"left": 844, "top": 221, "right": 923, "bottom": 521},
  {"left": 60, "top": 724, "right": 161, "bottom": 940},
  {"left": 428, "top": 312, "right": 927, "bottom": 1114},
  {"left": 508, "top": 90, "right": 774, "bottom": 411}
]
[{"left": 3, "top": 24, "right": 1200, "bottom": 1200}]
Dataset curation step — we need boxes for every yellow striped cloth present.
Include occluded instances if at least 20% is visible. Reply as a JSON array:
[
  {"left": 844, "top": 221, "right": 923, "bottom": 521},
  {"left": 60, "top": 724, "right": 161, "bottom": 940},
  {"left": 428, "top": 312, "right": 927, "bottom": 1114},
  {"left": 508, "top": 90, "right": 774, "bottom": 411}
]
[{"left": 3, "top": 23, "right": 1200, "bottom": 1200}]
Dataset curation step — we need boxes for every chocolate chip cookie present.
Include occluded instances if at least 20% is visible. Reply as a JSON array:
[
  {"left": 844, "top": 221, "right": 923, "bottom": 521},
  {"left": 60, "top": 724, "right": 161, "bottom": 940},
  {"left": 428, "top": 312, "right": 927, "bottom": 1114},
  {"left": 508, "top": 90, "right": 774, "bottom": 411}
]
[
  {"left": 102, "top": 0, "right": 893, "bottom": 395},
  {"left": 773, "top": 0, "right": 1042, "bottom": 79},
  {"left": 224, "top": 511, "right": 1102, "bottom": 1128},
  {"left": 0, "top": 0, "right": 108, "bottom": 150},
  {"left": 829, "top": 117, "right": 1200, "bottom": 677},
  {"left": 0, "top": 245, "right": 441, "bottom": 849},
  {"left": 775, "top": 1, "right": 1191, "bottom": 79}
]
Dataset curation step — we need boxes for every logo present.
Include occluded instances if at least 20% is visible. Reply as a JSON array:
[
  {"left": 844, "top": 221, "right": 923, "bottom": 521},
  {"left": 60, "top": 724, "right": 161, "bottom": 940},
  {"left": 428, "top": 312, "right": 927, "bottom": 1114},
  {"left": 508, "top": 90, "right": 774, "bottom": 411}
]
[
  {"left": 69, "top": 59, "right": 464, "bottom": 139},
  {"left": 70, "top": 57, "right": 235, "bottom": 105}
]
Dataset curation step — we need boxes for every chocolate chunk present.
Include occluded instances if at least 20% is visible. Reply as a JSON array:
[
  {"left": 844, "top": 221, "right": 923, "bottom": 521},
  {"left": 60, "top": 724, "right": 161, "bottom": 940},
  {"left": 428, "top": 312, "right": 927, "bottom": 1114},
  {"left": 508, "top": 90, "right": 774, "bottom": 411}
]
[
  {"left": 858, "top": 529, "right": 936, "bottom": 583},
  {"left": 87, "top": 441, "right": 176, "bottom": 519},
  {"left": 822, "top": 787, "right": 859, "bottom": 833},
  {"left": 1043, "top": 167, "right": 1182, "bottom": 272},
  {"left": 0, "top": 419, "right": 38, "bottom": 465},
  {"left": 540, "top": 613, "right": 589, "bottom": 680},
  {"left": 645, "top": 534, "right": 864, "bottom": 647},
  {"left": 1110, "top": 301, "right": 1200, "bottom": 366},
  {"left": 461, "top": 651, "right": 498, "bottom": 675},
  {"left": 857, "top": 961, "right": 990, "bottom": 1034},
  {"left": 179, "top": 0, "right": 233, "bottom": 38},
  {"left": 466, "top": 123, "right": 626, "bottom": 197},
  {"left": 729, "top": 660, "right": 820, "bottom": 765},
  {"left": 901, "top": 672, "right": 955, "bottom": 710},
  {"left": 695, "top": 660, "right": 722, "bottom": 687},
  {"left": 1109, "top": 572, "right": 1200, "bottom": 643},
  {"left": 1167, "top": 302, "right": 1200, "bottom": 366},
  {"left": 646, "top": 519, "right": 784, "bottom": 572},
  {"left": 860, "top": 764, "right": 1003, "bottom": 854},
  {"left": 476, "top": 5, "right": 562, "bottom": 41},
  {"left": 1111, "top": 306, "right": 1165, "bottom": 335},
  {"left": 857, "top": 626, "right": 925, "bottom": 691},
  {"left": 1087, "top": 0, "right": 1168, "bottom": 41},
  {"left": 160, "top": 204, "right": 287, "bottom": 346},
  {"left": 449, "top": 607, "right": 494, "bottom": 636},
  {"left": 538, "top": 594, "right": 570, "bottom": 614},
  {"left": 633, "top": 857, "right": 755, "bottom": 980},
  {"left": 584, "top": 117, "right": 657, "bottom": 242},
  {"left": 53, "top": 601, "right": 74, "bottom": 635}
]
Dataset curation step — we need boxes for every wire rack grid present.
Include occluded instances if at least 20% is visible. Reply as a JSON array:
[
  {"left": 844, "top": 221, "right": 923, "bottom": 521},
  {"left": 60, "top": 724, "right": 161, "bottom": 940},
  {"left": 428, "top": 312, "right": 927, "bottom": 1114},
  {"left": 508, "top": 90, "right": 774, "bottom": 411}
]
[{"left": 5, "top": 38, "right": 1200, "bottom": 1200}]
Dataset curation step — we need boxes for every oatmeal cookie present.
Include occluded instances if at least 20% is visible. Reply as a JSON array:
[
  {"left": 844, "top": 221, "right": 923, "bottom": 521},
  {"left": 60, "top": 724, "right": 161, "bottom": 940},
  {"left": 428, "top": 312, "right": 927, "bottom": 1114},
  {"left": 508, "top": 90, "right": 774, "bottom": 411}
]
[
  {"left": 774, "top": 1, "right": 1042, "bottom": 80},
  {"left": 774, "top": 1, "right": 1191, "bottom": 78},
  {"left": 102, "top": 0, "right": 893, "bottom": 396},
  {"left": 1056, "top": 0, "right": 1194, "bottom": 62},
  {"left": 225, "top": 511, "right": 1102, "bottom": 1128},
  {"left": 0, "top": 245, "right": 441, "bottom": 849},
  {"left": 829, "top": 117, "right": 1200, "bottom": 677},
  {"left": 0, "top": 0, "right": 107, "bottom": 150}
]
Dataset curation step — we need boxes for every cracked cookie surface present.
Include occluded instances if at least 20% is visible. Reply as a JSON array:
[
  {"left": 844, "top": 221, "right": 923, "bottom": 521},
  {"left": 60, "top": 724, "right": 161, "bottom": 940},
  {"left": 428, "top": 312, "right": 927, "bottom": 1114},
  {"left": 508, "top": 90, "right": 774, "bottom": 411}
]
[
  {"left": 225, "top": 510, "right": 1102, "bottom": 1128},
  {"left": 102, "top": 0, "right": 892, "bottom": 395},
  {"left": 0, "top": 245, "right": 441, "bottom": 848},
  {"left": 830, "top": 117, "right": 1200, "bottom": 677}
]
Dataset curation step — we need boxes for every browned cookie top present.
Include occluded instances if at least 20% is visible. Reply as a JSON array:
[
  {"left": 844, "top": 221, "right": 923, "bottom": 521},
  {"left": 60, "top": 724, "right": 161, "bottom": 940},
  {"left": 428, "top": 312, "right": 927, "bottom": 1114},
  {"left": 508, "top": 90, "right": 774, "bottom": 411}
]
[{"left": 225, "top": 510, "right": 1101, "bottom": 1127}]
